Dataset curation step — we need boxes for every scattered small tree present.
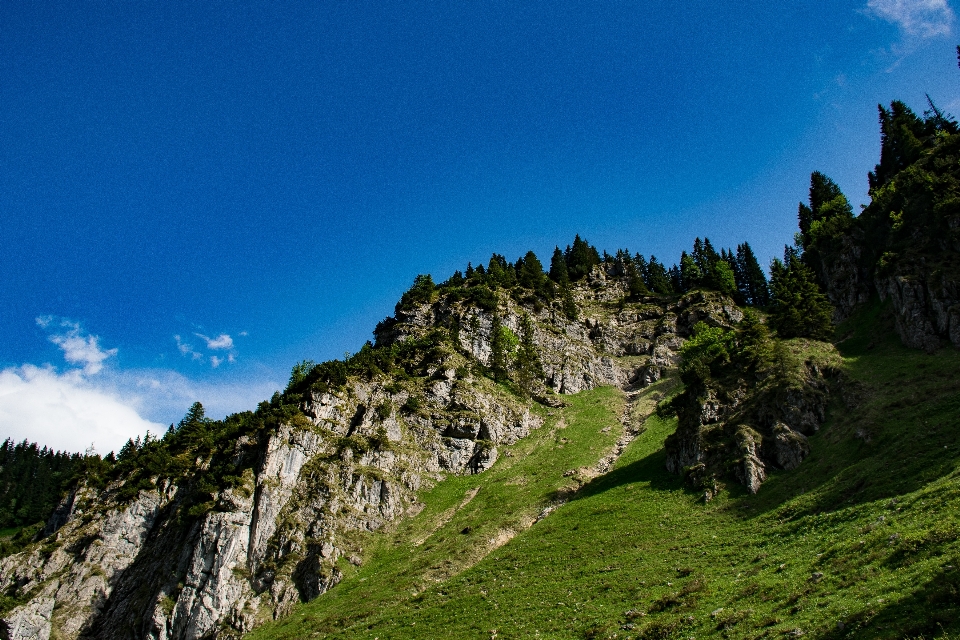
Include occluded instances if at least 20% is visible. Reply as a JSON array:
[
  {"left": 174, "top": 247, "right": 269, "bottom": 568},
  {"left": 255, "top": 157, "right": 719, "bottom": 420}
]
[{"left": 489, "top": 315, "right": 519, "bottom": 382}]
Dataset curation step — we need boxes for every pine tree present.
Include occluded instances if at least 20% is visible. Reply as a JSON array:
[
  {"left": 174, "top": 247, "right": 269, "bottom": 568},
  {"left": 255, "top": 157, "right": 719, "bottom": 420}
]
[
  {"left": 768, "top": 248, "right": 834, "bottom": 340},
  {"left": 735, "top": 242, "right": 769, "bottom": 307},
  {"left": 550, "top": 247, "right": 578, "bottom": 319},
  {"left": 514, "top": 314, "right": 543, "bottom": 396},
  {"left": 646, "top": 256, "right": 674, "bottom": 294},
  {"left": 565, "top": 235, "right": 601, "bottom": 281}
]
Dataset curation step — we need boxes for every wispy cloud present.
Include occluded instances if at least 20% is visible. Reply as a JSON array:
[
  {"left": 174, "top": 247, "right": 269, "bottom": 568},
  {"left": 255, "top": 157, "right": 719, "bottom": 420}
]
[
  {"left": 174, "top": 335, "right": 203, "bottom": 360},
  {"left": 195, "top": 333, "right": 234, "bottom": 350},
  {"left": 36, "top": 316, "right": 117, "bottom": 375},
  {"left": 175, "top": 331, "right": 240, "bottom": 367},
  {"left": 867, "top": 0, "right": 954, "bottom": 37},
  {"left": 1, "top": 319, "right": 279, "bottom": 454}
]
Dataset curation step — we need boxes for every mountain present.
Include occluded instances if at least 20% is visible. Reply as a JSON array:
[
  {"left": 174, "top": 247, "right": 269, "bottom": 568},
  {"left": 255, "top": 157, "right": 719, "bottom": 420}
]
[{"left": 1, "top": 96, "right": 959, "bottom": 640}]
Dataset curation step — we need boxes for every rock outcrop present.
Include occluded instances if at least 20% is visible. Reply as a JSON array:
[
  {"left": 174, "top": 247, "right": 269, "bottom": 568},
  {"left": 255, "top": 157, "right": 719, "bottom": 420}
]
[
  {"left": 0, "top": 265, "right": 774, "bottom": 639},
  {"left": 664, "top": 342, "right": 839, "bottom": 499}
]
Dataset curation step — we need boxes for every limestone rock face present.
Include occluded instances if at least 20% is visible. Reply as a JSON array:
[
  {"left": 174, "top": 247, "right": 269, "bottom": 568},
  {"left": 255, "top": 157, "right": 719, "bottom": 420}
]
[
  {"left": 0, "top": 597, "right": 54, "bottom": 640},
  {"left": 733, "top": 427, "right": 766, "bottom": 495},
  {"left": 0, "top": 269, "right": 756, "bottom": 640},
  {"left": 813, "top": 225, "right": 960, "bottom": 351},
  {"left": 0, "top": 378, "right": 545, "bottom": 639},
  {"left": 877, "top": 270, "right": 960, "bottom": 352},
  {"left": 813, "top": 230, "right": 873, "bottom": 323}
]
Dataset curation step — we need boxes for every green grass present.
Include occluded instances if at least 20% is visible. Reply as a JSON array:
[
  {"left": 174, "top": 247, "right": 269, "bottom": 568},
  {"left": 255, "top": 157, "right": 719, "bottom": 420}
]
[{"left": 250, "top": 300, "right": 960, "bottom": 639}]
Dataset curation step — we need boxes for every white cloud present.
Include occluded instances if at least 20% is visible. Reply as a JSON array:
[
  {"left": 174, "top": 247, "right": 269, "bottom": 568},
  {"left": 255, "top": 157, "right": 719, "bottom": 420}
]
[
  {"left": 37, "top": 317, "right": 117, "bottom": 375},
  {"left": 867, "top": 0, "right": 954, "bottom": 37},
  {"left": 174, "top": 335, "right": 203, "bottom": 360},
  {"left": 0, "top": 364, "right": 163, "bottom": 454},
  {"left": 0, "top": 319, "right": 281, "bottom": 455},
  {"left": 195, "top": 333, "right": 234, "bottom": 350}
]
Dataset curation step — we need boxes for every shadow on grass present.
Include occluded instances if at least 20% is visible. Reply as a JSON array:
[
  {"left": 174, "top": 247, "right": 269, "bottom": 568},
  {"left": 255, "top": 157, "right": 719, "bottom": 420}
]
[
  {"left": 569, "top": 447, "right": 684, "bottom": 502},
  {"left": 813, "top": 563, "right": 960, "bottom": 639}
]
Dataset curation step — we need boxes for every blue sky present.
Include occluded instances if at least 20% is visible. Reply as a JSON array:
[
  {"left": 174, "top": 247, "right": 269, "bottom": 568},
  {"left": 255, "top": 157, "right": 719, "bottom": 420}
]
[{"left": 1, "top": 0, "right": 958, "bottom": 453}]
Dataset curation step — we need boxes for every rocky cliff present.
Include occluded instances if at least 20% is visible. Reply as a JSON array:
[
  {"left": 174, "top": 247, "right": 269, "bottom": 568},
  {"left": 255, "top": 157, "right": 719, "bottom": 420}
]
[
  {"left": 806, "top": 102, "right": 960, "bottom": 352},
  {"left": 0, "top": 266, "right": 751, "bottom": 640}
]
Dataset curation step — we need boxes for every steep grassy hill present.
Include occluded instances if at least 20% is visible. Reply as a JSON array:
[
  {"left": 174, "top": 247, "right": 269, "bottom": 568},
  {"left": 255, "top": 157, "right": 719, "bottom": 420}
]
[{"left": 249, "top": 300, "right": 960, "bottom": 639}]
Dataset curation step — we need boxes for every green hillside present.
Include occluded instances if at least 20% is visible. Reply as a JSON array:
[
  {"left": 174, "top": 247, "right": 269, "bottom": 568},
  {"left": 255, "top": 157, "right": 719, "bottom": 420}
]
[{"left": 249, "top": 300, "right": 960, "bottom": 639}]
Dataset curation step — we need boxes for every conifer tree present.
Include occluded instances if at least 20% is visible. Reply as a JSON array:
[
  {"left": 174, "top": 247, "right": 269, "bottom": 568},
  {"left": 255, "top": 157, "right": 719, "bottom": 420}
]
[
  {"left": 550, "top": 247, "right": 578, "bottom": 319},
  {"left": 869, "top": 101, "right": 926, "bottom": 191},
  {"left": 517, "top": 250, "right": 547, "bottom": 295},
  {"left": 565, "top": 235, "right": 601, "bottom": 281},
  {"left": 514, "top": 313, "right": 543, "bottom": 396},
  {"left": 646, "top": 256, "right": 674, "bottom": 294},
  {"left": 735, "top": 242, "right": 769, "bottom": 307},
  {"left": 710, "top": 259, "right": 738, "bottom": 298},
  {"left": 679, "top": 251, "right": 702, "bottom": 291},
  {"left": 487, "top": 254, "right": 516, "bottom": 288},
  {"left": 626, "top": 261, "right": 650, "bottom": 298},
  {"left": 398, "top": 274, "right": 436, "bottom": 310},
  {"left": 632, "top": 253, "right": 649, "bottom": 282},
  {"left": 768, "top": 248, "right": 834, "bottom": 340},
  {"left": 447, "top": 270, "right": 465, "bottom": 287},
  {"left": 549, "top": 247, "right": 567, "bottom": 282},
  {"left": 668, "top": 264, "right": 684, "bottom": 293}
]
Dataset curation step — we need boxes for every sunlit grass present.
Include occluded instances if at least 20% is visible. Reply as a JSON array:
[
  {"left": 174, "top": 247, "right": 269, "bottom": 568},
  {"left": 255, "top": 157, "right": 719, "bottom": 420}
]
[{"left": 250, "top": 300, "right": 960, "bottom": 639}]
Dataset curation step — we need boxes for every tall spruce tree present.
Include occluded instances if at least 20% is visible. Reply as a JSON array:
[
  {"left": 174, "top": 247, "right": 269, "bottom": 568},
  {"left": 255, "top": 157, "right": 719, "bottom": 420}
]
[
  {"left": 668, "top": 264, "right": 684, "bottom": 293},
  {"left": 550, "top": 247, "right": 578, "bottom": 319},
  {"left": 514, "top": 314, "right": 543, "bottom": 396},
  {"left": 646, "top": 256, "right": 673, "bottom": 294},
  {"left": 565, "top": 235, "right": 601, "bottom": 281},
  {"left": 735, "top": 242, "right": 769, "bottom": 307},
  {"left": 517, "top": 250, "right": 547, "bottom": 296},
  {"left": 626, "top": 261, "right": 650, "bottom": 298},
  {"left": 768, "top": 247, "right": 833, "bottom": 340}
]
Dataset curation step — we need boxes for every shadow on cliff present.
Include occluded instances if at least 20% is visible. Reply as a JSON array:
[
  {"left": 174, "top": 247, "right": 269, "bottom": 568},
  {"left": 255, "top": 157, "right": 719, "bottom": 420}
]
[{"left": 77, "top": 499, "right": 202, "bottom": 640}]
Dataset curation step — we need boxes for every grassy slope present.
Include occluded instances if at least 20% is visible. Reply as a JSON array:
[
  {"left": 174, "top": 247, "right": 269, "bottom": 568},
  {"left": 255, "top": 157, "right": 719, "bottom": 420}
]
[{"left": 250, "top": 301, "right": 960, "bottom": 639}]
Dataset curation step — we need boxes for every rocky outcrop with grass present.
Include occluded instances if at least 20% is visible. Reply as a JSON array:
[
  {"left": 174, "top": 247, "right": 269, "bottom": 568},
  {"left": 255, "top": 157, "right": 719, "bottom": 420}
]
[
  {"left": 801, "top": 102, "right": 960, "bottom": 351},
  {"left": 663, "top": 313, "right": 841, "bottom": 498},
  {"left": 0, "top": 266, "right": 746, "bottom": 640}
]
